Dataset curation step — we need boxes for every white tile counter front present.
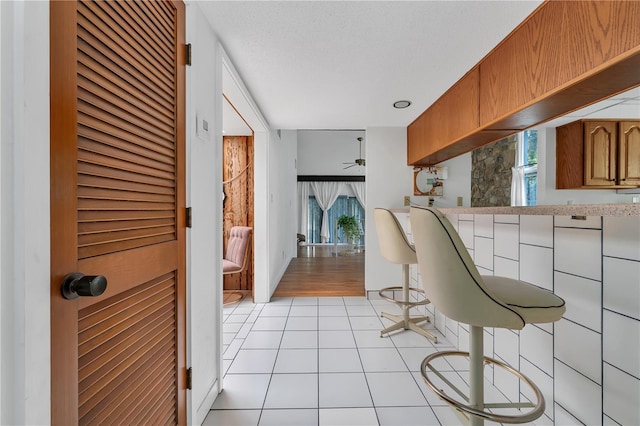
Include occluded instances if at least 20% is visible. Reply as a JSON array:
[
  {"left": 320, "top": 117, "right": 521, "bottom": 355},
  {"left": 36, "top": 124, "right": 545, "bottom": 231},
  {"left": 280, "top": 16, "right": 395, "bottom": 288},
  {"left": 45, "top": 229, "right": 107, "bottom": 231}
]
[{"left": 392, "top": 206, "right": 640, "bottom": 426}]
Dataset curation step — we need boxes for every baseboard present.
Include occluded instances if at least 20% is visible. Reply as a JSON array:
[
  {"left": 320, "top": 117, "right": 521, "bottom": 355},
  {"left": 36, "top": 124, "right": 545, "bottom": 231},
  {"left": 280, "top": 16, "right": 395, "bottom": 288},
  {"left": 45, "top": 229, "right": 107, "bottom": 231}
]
[{"left": 194, "top": 378, "right": 219, "bottom": 426}]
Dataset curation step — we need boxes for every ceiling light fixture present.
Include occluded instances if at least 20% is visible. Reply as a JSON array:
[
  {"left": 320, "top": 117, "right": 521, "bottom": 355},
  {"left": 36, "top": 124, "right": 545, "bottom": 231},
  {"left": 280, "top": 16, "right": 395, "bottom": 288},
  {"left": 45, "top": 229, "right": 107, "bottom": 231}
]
[{"left": 393, "top": 100, "right": 412, "bottom": 109}]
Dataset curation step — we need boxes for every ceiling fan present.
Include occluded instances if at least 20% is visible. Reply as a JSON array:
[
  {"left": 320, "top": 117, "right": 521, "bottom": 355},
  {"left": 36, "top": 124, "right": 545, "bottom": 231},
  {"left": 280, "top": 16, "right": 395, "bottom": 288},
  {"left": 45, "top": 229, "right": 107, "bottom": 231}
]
[{"left": 343, "top": 137, "right": 366, "bottom": 169}]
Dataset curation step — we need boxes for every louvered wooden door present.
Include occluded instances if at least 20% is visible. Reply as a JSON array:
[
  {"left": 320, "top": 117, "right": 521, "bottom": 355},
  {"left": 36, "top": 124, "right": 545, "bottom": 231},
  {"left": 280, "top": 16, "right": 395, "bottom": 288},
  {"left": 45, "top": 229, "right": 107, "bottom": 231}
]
[{"left": 50, "top": 1, "right": 186, "bottom": 424}]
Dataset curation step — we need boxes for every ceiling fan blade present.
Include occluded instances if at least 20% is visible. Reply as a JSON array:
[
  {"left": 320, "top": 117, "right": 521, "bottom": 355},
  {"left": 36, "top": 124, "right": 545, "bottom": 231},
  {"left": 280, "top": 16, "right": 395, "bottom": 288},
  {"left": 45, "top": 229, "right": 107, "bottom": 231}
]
[{"left": 343, "top": 164, "right": 356, "bottom": 169}]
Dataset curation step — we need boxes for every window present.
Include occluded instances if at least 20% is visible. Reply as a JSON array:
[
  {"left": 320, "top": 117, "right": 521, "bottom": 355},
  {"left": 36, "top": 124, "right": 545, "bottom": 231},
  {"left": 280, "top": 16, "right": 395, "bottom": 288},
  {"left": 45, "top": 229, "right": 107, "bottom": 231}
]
[
  {"left": 515, "top": 130, "right": 538, "bottom": 206},
  {"left": 307, "top": 196, "right": 364, "bottom": 244}
]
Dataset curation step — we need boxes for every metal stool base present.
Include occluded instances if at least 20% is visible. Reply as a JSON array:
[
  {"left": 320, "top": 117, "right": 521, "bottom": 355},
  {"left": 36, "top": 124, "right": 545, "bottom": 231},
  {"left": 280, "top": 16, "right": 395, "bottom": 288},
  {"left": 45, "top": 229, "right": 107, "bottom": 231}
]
[
  {"left": 378, "top": 285, "right": 437, "bottom": 343},
  {"left": 420, "top": 351, "right": 545, "bottom": 424}
]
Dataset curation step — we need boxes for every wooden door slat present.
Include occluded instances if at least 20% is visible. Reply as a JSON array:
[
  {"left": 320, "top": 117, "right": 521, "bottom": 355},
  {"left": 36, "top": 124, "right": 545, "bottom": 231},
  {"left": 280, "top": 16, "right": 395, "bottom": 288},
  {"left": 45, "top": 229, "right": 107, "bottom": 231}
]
[
  {"left": 78, "top": 114, "right": 175, "bottom": 157},
  {"left": 109, "top": 366, "right": 176, "bottom": 424},
  {"left": 78, "top": 234, "right": 176, "bottom": 260},
  {"left": 78, "top": 2, "right": 175, "bottom": 91},
  {"left": 79, "top": 272, "right": 174, "bottom": 330},
  {"left": 140, "top": 390, "right": 178, "bottom": 426},
  {"left": 79, "top": 336, "right": 175, "bottom": 421},
  {"left": 77, "top": 185, "right": 175, "bottom": 203},
  {"left": 78, "top": 162, "right": 175, "bottom": 189},
  {"left": 78, "top": 150, "right": 175, "bottom": 181},
  {"left": 124, "top": 1, "right": 175, "bottom": 55},
  {"left": 78, "top": 55, "right": 174, "bottom": 124},
  {"left": 78, "top": 287, "right": 174, "bottom": 354},
  {"left": 79, "top": 90, "right": 175, "bottom": 144},
  {"left": 80, "top": 317, "right": 174, "bottom": 384},
  {"left": 78, "top": 138, "right": 175, "bottom": 173},
  {"left": 77, "top": 33, "right": 174, "bottom": 110},
  {"left": 78, "top": 198, "right": 175, "bottom": 211},
  {"left": 78, "top": 210, "right": 175, "bottom": 223},
  {"left": 103, "top": 1, "right": 175, "bottom": 66},
  {"left": 79, "top": 125, "right": 174, "bottom": 164},
  {"left": 79, "top": 217, "right": 176, "bottom": 235},
  {"left": 153, "top": 0, "right": 178, "bottom": 33},
  {"left": 78, "top": 225, "right": 176, "bottom": 251},
  {"left": 76, "top": 23, "right": 174, "bottom": 107},
  {"left": 79, "top": 72, "right": 175, "bottom": 134},
  {"left": 79, "top": 323, "right": 174, "bottom": 401},
  {"left": 77, "top": 71, "right": 174, "bottom": 136},
  {"left": 79, "top": 175, "right": 175, "bottom": 196}
]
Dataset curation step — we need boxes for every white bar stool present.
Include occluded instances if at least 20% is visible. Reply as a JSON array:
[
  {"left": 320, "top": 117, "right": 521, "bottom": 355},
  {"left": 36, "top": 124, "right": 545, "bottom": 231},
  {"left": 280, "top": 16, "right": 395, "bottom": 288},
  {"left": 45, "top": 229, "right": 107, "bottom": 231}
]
[
  {"left": 373, "top": 208, "right": 437, "bottom": 343},
  {"left": 410, "top": 207, "right": 566, "bottom": 425}
]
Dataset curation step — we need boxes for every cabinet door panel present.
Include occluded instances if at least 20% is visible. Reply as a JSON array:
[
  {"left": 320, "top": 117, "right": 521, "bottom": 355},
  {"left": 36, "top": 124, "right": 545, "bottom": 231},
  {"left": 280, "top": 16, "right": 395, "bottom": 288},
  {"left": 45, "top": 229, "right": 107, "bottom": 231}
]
[
  {"left": 584, "top": 121, "right": 617, "bottom": 186},
  {"left": 619, "top": 121, "right": 640, "bottom": 186}
]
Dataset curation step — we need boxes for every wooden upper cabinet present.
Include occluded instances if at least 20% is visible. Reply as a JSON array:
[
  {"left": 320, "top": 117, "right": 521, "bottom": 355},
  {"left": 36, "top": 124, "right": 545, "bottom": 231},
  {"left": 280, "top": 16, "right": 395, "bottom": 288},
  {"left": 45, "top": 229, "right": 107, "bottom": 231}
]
[
  {"left": 584, "top": 121, "right": 617, "bottom": 186},
  {"left": 407, "top": 110, "right": 426, "bottom": 165},
  {"left": 556, "top": 119, "right": 640, "bottom": 189},
  {"left": 407, "top": 67, "right": 479, "bottom": 165},
  {"left": 408, "top": 1, "right": 640, "bottom": 165},
  {"left": 480, "top": 1, "right": 640, "bottom": 129},
  {"left": 619, "top": 121, "right": 640, "bottom": 186}
]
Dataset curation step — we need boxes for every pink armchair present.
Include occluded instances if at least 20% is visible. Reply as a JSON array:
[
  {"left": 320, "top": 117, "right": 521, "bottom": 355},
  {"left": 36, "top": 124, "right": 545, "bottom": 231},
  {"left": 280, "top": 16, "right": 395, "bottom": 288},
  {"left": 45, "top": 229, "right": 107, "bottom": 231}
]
[{"left": 223, "top": 226, "right": 253, "bottom": 275}]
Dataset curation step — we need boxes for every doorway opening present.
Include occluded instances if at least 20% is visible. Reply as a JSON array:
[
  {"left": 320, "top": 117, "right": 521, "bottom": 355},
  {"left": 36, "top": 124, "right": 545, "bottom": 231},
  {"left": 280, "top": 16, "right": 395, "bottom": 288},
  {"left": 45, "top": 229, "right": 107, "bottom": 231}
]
[{"left": 222, "top": 95, "right": 254, "bottom": 302}]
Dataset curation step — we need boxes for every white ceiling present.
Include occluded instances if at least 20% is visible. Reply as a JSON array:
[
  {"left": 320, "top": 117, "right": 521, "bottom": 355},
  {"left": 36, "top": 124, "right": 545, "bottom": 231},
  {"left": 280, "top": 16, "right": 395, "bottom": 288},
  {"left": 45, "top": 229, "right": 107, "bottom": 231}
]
[{"left": 198, "top": 1, "right": 543, "bottom": 130}]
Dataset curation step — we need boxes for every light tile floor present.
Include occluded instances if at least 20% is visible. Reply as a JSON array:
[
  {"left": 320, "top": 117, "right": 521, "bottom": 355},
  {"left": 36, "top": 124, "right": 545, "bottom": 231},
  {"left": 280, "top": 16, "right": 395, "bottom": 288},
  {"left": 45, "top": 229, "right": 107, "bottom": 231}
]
[{"left": 204, "top": 296, "right": 545, "bottom": 426}]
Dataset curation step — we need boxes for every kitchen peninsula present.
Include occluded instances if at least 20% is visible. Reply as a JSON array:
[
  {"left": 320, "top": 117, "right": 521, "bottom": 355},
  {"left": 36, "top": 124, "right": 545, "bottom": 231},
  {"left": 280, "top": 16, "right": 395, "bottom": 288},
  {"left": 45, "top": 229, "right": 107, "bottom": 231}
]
[
  {"left": 437, "top": 202, "right": 640, "bottom": 217},
  {"left": 392, "top": 205, "right": 639, "bottom": 425}
]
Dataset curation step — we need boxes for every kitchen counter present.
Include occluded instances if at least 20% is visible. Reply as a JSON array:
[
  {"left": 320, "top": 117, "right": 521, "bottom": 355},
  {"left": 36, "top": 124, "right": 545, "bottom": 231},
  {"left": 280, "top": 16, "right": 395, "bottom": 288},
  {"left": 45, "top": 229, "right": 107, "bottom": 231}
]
[{"left": 435, "top": 203, "right": 640, "bottom": 217}]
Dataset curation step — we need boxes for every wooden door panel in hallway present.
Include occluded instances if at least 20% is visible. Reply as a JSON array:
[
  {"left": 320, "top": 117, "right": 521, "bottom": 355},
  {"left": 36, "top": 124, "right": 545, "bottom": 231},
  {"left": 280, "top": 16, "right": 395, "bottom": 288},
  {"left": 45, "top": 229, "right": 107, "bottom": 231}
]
[
  {"left": 273, "top": 246, "right": 364, "bottom": 297},
  {"left": 50, "top": 1, "right": 186, "bottom": 423}
]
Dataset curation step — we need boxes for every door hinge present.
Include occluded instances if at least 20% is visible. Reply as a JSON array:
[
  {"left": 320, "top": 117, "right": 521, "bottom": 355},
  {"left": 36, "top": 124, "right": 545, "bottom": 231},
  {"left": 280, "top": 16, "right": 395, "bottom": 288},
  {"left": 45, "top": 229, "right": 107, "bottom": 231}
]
[
  {"left": 185, "top": 43, "right": 192, "bottom": 66},
  {"left": 186, "top": 207, "right": 192, "bottom": 228},
  {"left": 186, "top": 367, "right": 192, "bottom": 390}
]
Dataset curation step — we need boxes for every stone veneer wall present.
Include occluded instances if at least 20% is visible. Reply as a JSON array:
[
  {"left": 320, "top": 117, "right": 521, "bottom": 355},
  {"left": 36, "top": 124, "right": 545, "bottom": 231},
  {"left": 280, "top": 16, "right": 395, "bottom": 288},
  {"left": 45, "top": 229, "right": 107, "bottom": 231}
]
[{"left": 471, "top": 135, "right": 517, "bottom": 207}]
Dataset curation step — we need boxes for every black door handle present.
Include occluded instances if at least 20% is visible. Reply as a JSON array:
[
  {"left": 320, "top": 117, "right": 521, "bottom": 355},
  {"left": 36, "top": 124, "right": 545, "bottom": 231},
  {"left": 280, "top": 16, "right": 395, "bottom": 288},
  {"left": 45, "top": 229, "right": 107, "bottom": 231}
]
[{"left": 61, "top": 273, "right": 107, "bottom": 300}]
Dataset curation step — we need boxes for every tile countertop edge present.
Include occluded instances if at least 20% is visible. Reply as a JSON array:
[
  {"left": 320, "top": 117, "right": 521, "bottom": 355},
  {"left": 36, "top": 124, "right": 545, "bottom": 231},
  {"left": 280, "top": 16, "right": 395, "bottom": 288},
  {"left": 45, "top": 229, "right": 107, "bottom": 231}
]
[{"left": 432, "top": 203, "right": 640, "bottom": 217}]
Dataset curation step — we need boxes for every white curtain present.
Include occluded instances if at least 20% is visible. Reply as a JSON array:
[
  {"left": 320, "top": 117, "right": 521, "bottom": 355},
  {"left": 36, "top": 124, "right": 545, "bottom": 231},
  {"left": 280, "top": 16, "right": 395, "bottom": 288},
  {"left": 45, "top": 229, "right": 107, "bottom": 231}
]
[
  {"left": 297, "top": 182, "right": 310, "bottom": 239},
  {"left": 310, "top": 181, "right": 345, "bottom": 242},
  {"left": 511, "top": 133, "right": 526, "bottom": 206},
  {"left": 349, "top": 182, "right": 366, "bottom": 209},
  {"left": 511, "top": 166, "right": 526, "bottom": 206}
]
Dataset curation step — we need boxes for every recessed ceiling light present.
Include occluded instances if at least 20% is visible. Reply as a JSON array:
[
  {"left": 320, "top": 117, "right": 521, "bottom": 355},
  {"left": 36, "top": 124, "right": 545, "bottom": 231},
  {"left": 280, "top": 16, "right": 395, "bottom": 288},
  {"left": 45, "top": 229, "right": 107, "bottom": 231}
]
[{"left": 393, "top": 100, "right": 411, "bottom": 109}]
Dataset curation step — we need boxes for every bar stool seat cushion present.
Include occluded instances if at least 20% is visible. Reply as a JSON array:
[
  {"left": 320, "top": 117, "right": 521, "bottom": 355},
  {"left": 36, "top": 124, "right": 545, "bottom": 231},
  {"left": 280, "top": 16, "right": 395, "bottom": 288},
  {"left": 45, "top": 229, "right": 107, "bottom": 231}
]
[
  {"left": 482, "top": 276, "right": 566, "bottom": 325},
  {"left": 409, "top": 207, "right": 565, "bottom": 330}
]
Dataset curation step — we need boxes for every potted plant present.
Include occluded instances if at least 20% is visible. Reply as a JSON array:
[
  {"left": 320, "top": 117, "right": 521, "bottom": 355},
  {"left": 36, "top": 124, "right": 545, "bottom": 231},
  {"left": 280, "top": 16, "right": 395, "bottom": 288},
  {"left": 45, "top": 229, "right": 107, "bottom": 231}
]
[{"left": 337, "top": 215, "right": 361, "bottom": 255}]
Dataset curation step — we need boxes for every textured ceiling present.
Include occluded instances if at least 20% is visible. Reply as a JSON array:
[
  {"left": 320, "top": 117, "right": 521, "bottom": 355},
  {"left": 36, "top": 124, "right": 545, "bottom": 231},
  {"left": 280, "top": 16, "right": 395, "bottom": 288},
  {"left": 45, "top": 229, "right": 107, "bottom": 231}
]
[{"left": 198, "top": 1, "right": 542, "bottom": 130}]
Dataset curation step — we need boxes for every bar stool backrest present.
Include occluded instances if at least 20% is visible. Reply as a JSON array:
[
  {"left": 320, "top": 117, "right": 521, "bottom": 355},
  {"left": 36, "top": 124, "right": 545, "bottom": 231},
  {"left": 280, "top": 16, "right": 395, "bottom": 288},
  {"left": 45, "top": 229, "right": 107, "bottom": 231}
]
[
  {"left": 410, "top": 207, "right": 525, "bottom": 330},
  {"left": 374, "top": 208, "right": 417, "bottom": 265}
]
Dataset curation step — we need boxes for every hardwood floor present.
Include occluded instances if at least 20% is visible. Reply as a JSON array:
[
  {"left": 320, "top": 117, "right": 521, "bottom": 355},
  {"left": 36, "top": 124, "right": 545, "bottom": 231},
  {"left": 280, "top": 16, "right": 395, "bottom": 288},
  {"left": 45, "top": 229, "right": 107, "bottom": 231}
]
[{"left": 273, "top": 246, "right": 365, "bottom": 297}]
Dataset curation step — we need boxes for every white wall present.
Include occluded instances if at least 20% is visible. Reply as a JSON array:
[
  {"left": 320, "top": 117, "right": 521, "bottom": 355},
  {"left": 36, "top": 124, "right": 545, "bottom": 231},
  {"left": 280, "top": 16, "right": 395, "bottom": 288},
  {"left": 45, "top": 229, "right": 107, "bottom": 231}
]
[
  {"left": 268, "top": 130, "right": 298, "bottom": 297},
  {"left": 537, "top": 126, "right": 638, "bottom": 205},
  {"left": 0, "top": 2, "right": 4, "bottom": 417},
  {"left": 297, "top": 129, "right": 366, "bottom": 176},
  {"left": 429, "top": 152, "right": 472, "bottom": 208},
  {"left": 364, "top": 127, "right": 414, "bottom": 292},
  {"left": 185, "top": 4, "right": 222, "bottom": 424},
  {"left": 0, "top": 2, "right": 50, "bottom": 424}
]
